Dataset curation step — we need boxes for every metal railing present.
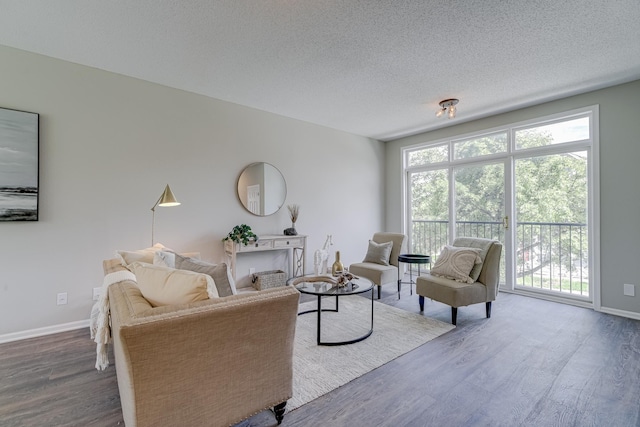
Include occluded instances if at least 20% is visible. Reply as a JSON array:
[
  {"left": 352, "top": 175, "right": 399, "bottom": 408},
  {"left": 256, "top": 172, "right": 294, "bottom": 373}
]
[{"left": 411, "top": 220, "right": 589, "bottom": 297}]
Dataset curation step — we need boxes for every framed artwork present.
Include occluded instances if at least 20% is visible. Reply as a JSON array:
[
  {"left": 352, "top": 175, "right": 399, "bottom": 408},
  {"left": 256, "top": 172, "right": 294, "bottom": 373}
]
[{"left": 0, "top": 107, "right": 39, "bottom": 221}]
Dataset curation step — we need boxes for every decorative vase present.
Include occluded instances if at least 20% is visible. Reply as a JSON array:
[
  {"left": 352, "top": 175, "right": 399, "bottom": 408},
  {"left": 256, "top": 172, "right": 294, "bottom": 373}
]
[
  {"left": 331, "top": 251, "right": 344, "bottom": 276},
  {"left": 284, "top": 222, "right": 297, "bottom": 236}
]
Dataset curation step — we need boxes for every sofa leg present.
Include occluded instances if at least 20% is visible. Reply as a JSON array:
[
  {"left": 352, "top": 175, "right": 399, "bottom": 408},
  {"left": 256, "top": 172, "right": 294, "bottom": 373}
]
[
  {"left": 451, "top": 307, "right": 457, "bottom": 326},
  {"left": 378, "top": 285, "right": 381, "bottom": 299},
  {"left": 486, "top": 301, "right": 492, "bottom": 319},
  {"left": 419, "top": 295, "right": 424, "bottom": 312},
  {"left": 274, "top": 401, "right": 286, "bottom": 425}
]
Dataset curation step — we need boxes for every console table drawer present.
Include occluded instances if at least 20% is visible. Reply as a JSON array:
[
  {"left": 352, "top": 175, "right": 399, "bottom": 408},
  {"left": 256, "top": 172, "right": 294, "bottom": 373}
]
[
  {"left": 227, "top": 239, "right": 273, "bottom": 252},
  {"left": 273, "top": 238, "right": 304, "bottom": 248}
]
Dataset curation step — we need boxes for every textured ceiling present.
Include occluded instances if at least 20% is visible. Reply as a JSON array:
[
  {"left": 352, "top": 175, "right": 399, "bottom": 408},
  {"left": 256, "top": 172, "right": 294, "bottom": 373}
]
[{"left": 1, "top": 1, "right": 640, "bottom": 141}]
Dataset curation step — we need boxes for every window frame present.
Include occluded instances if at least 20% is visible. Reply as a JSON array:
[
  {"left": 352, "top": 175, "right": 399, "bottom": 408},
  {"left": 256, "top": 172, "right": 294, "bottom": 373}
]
[{"left": 402, "top": 105, "right": 600, "bottom": 309}]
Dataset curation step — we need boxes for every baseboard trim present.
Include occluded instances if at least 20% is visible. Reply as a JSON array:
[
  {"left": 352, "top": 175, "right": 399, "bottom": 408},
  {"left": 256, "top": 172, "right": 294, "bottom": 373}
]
[
  {"left": 598, "top": 306, "right": 640, "bottom": 321},
  {"left": 0, "top": 319, "right": 89, "bottom": 344}
]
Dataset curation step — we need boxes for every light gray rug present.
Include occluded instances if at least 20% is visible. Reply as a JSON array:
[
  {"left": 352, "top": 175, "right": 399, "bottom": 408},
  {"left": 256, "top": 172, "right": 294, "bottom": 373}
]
[{"left": 289, "top": 296, "right": 455, "bottom": 411}]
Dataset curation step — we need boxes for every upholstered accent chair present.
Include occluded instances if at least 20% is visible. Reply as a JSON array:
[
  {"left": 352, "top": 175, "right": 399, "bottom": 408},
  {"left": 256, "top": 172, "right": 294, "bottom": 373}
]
[
  {"left": 416, "top": 237, "right": 502, "bottom": 325},
  {"left": 348, "top": 232, "right": 407, "bottom": 299}
]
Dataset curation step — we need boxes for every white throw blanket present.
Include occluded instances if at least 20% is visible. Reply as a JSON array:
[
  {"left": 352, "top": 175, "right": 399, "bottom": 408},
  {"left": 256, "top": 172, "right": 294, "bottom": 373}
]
[{"left": 90, "top": 270, "right": 136, "bottom": 371}]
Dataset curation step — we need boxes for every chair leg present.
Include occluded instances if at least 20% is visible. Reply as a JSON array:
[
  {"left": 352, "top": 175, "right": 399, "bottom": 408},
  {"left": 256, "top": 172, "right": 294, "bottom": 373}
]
[
  {"left": 419, "top": 295, "right": 424, "bottom": 312},
  {"left": 486, "top": 301, "right": 492, "bottom": 318},
  {"left": 274, "top": 401, "right": 286, "bottom": 425},
  {"left": 451, "top": 307, "right": 457, "bottom": 325},
  {"left": 377, "top": 285, "right": 381, "bottom": 299}
]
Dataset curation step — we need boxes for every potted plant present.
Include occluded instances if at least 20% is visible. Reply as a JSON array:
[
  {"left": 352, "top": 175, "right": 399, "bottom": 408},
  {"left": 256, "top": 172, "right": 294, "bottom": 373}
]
[{"left": 223, "top": 224, "right": 258, "bottom": 246}]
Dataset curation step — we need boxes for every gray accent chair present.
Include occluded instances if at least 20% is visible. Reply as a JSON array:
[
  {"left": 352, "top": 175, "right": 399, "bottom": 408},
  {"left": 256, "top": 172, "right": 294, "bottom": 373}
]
[
  {"left": 416, "top": 237, "right": 502, "bottom": 325},
  {"left": 349, "top": 232, "right": 407, "bottom": 299}
]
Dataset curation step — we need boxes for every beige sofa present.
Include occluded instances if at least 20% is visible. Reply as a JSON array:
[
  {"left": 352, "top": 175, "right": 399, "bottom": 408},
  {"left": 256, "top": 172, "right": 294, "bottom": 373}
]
[{"left": 103, "top": 259, "right": 300, "bottom": 427}]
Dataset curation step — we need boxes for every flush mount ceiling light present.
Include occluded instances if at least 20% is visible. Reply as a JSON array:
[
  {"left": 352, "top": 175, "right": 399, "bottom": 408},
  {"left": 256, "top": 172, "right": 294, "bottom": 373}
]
[{"left": 436, "top": 98, "right": 459, "bottom": 119}]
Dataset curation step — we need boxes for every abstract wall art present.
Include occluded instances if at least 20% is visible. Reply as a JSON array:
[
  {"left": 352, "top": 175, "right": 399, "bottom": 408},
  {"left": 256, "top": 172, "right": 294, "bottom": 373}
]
[{"left": 0, "top": 107, "right": 39, "bottom": 221}]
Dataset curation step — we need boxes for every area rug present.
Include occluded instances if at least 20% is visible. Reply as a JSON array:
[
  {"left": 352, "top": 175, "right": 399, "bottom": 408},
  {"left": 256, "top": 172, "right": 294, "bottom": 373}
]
[{"left": 288, "top": 296, "right": 455, "bottom": 411}]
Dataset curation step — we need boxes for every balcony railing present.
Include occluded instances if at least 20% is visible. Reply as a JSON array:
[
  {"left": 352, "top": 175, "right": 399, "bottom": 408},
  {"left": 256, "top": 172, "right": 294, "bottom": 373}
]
[{"left": 411, "top": 220, "right": 589, "bottom": 297}]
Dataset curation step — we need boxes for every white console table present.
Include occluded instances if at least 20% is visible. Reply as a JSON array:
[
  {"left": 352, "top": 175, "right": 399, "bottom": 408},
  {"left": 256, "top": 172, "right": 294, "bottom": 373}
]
[{"left": 223, "top": 234, "right": 307, "bottom": 281}]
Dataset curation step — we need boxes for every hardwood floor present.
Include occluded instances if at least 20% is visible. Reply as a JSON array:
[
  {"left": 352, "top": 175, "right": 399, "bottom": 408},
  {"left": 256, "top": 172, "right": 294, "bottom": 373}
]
[{"left": 1, "top": 280, "right": 639, "bottom": 427}]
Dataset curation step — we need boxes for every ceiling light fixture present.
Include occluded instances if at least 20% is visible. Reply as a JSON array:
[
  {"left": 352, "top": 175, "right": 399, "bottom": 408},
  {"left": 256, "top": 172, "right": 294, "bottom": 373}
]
[{"left": 436, "top": 98, "right": 459, "bottom": 119}]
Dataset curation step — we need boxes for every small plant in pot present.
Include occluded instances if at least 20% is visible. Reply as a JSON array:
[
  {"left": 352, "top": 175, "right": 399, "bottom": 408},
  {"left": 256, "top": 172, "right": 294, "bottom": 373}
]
[{"left": 223, "top": 224, "right": 258, "bottom": 246}]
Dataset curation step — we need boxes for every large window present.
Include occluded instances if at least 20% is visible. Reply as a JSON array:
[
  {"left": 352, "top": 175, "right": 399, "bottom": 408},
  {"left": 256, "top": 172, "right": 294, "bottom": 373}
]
[{"left": 403, "top": 107, "right": 598, "bottom": 305}]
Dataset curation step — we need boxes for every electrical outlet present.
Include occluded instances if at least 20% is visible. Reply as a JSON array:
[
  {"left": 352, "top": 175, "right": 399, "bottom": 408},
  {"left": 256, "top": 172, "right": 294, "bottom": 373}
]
[
  {"left": 249, "top": 267, "right": 256, "bottom": 275},
  {"left": 57, "top": 292, "right": 68, "bottom": 305},
  {"left": 624, "top": 284, "right": 635, "bottom": 297},
  {"left": 93, "top": 287, "right": 102, "bottom": 301}
]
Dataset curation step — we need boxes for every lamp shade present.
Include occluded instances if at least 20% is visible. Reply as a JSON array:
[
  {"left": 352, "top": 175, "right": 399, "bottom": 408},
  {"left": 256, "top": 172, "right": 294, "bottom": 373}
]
[
  {"left": 151, "top": 184, "right": 180, "bottom": 245},
  {"left": 157, "top": 184, "right": 180, "bottom": 207}
]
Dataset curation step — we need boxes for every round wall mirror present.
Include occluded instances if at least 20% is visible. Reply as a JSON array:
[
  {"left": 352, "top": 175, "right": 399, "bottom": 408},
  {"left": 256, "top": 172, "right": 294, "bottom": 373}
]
[{"left": 237, "top": 162, "right": 287, "bottom": 216}]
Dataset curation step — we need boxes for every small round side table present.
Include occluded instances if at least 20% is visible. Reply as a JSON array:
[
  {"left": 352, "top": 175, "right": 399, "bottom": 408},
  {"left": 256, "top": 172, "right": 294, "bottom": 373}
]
[{"left": 397, "top": 254, "right": 431, "bottom": 298}]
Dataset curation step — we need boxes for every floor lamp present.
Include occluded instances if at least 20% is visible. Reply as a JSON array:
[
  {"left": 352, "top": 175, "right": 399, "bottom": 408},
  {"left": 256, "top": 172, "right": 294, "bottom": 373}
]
[{"left": 151, "top": 184, "right": 180, "bottom": 246}]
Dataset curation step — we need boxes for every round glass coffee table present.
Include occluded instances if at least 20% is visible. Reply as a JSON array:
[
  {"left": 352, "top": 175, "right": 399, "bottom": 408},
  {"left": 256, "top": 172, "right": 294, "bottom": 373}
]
[{"left": 292, "top": 275, "right": 374, "bottom": 346}]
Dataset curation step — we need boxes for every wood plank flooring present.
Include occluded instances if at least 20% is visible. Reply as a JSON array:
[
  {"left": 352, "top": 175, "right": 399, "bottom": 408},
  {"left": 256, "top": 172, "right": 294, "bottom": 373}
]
[{"left": 1, "top": 279, "right": 639, "bottom": 427}]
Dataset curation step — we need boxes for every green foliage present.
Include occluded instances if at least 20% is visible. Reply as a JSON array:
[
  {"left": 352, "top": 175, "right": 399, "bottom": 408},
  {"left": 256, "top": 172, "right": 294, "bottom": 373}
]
[
  {"left": 410, "top": 131, "right": 587, "bottom": 225},
  {"left": 223, "top": 224, "right": 258, "bottom": 245},
  {"left": 517, "top": 275, "right": 589, "bottom": 295},
  {"left": 454, "top": 133, "right": 507, "bottom": 160},
  {"left": 454, "top": 162, "right": 505, "bottom": 223},
  {"left": 411, "top": 169, "right": 449, "bottom": 221},
  {"left": 408, "top": 144, "right": 448, "bottom": 166},
  {"left": 515, "top": 151, "right": 587, "bottom": 224}
]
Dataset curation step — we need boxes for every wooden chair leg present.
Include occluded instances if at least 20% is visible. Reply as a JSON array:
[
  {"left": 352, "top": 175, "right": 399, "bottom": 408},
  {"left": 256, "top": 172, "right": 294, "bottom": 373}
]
[
  {"left": 486, "top": 301, "right": 492, "bottom": 318},
  {"left": 419, "top": 295, "right": 424, "bottom": 311},
  {"left": 451, "top": 307, "right": 457, "bottom": 325},
  {"left": 274, "top": 401, "right": 286, "bottom": 425}
]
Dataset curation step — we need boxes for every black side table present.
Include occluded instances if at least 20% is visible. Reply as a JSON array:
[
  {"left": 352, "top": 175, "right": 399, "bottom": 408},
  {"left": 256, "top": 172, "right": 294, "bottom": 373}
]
[{"left": 397, "top": 254, "right": 431, "bottom": 298}]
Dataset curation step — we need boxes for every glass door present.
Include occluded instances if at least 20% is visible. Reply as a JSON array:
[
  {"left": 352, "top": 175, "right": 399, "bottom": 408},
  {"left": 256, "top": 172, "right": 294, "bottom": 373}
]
[
  {"left": 454, "top": 161, "right": 507, "bottom": 284},
  {"left": 514, "top": 151, "right": 589, "bottom": 299},
  {"left": 408, "top": 168, "right": 449, "bottom": 258}
]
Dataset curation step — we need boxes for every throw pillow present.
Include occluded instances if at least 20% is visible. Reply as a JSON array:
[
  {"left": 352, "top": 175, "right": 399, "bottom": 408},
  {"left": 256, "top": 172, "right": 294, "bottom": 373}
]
[
  {"left": 430, "top": 245, "right": 482, "bottom": 284},
  {"left": 362, "top": 240, "right": 394, "bottom": 266},
  {"left": 174, "top": 254, "right": 237, "bottom": 297},
  {"left": 153, "top": 250, "right": 176, "bottom": 268},
  {"left": 453, "top": 237, "right": 495, "bottom": 282},
  {"left": 154, "top": 250, "right": 202, "bottom": 268},
  {"left": 116, "top": 243, "right": 169, "bottom": 266},
  {"left": 128, "top": 262, "right": 218, "bottom": 307}
]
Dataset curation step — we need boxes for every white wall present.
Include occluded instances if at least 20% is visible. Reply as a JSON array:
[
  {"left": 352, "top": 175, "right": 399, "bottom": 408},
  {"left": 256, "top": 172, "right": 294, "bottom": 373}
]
[
  {"left": 385, "top": 80, "right": 640, "bottom": 318},
  {"left": 0, "top": 45, "right": 386, "bottom": 339}
]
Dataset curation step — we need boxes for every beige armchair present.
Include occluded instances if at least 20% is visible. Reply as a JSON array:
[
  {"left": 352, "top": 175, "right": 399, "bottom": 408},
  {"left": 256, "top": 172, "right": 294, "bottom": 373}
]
[
  {"left": 416, "top": 237, "right": 502, "bottom": 325},
  {"left": 349, "top": 232, "right": 406, "bottom": 299}
]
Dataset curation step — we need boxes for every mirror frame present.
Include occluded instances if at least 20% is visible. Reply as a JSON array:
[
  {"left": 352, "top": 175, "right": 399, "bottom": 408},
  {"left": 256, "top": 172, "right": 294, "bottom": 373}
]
[{"left": 236, "top": 162, "right": 287, "bottom": 216}]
